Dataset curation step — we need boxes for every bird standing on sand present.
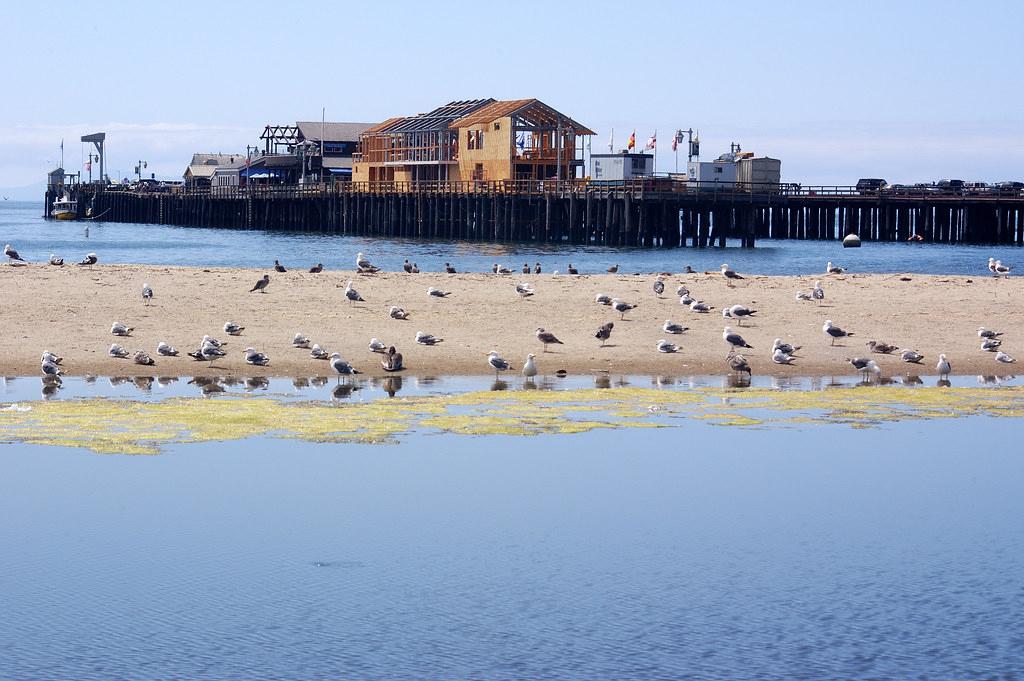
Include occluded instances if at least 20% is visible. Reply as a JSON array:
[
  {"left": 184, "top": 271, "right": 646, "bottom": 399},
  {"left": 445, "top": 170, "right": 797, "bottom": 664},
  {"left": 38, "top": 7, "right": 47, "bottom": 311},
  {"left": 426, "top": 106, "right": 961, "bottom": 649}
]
[
  {"left": 720, "top": 264, "right": 743, "bottom": 286},
  {"left": 663, "top": 320, "right": 687, "bottom": 334},
  {"left": 389, "top": 305, "right": 410, "bottom": 320},
  {"left": 111, "top": 322, "right": 134, "bottom": 337},
  {"left": 812, "top": 280, "right": 825, "bottom": 303},
  {"left": 141, "top": 283, "right": 154, "bottom": 305},
  {"left": 657, "top": 339, "right": 679, "bottom": 353},
  {"left": 723, "top": 327, "right": 753, "bottom": 356},
  {"left": 936, "top": 354, "right": 952, "bottom": 378},
  {"left": 725, "top": 304, "right": 757, "bottom": 326},
  {"left": 274, "top": 259, "right": 287, "bottom": 273},
  {"left": 427, "top": 286, "right": 451, "bottom": 298},
  {"left": 535, "top": 328, "right": 564, "bottom": 352},
  {"left": 250, "top": 274, "right": 270, "bottom": 293},
  {"left": 244, "top": 347, "right": 270, "bottom": 366},
  {"left": 487, "top": 351, "right": 510, "bottom": 378},
  {"left": 595, "top": 322, "right": 614, "bottom": 347},
  {"left": 523, "top": 353, "right": 538, "bottom": 379},
  {"left": 826, "top": 261, "right": 846, "bottom": 274},
  {"left": 823, "top": 320, "right": 852, "bottom": 346},
  {"left": 848, "top": 357, "right": 881, "bottom": 378},
  {"left": 309, "top": 263, "right": 323, "bottom": 273},
  {"left": 612, "top": 299, "right": 636, "bottom": 320},
  {"left": 4, "top": 244, "right": 25, "bottom": 262},
  {"left": 344, "top": 280, "right": 364, "bottom": 304},
  {"left": 728, "top": 354, "right": 752, "bottom": 376},
  {"left": 78, "top": 252, "right": 98, "bottom": 265},
  {"left": 993, "top": 260, "right": 1011, "bottom": 277},
  {"left": 653, "top": 277, "right": 665, "bottom": 297},
  {"left": 515, "top": 282, "right": 535, "bottom": 300},
  {"left": 224, "top": 322, "right": 244, "bottom": 336},
  {"left": 356, "top": 252, "right": 379, "bottom": 273},
  {"left": 416, "top": 331, "right": 443, "bottom": 345}
]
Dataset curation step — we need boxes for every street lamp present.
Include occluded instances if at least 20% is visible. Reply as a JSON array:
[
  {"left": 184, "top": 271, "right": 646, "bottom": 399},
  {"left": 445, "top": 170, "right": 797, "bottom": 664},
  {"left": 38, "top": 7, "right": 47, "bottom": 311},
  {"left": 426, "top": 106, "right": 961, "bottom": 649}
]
[{"left": 134, "top": 160, "right": 148, "bottom": 182}]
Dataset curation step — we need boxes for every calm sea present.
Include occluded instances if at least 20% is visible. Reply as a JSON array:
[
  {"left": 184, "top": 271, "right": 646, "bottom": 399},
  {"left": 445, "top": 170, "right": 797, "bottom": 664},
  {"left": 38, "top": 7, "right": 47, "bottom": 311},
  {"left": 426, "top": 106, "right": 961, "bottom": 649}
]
[{"left": 2, "top": 201, "right": 1018, "bottom": 275}]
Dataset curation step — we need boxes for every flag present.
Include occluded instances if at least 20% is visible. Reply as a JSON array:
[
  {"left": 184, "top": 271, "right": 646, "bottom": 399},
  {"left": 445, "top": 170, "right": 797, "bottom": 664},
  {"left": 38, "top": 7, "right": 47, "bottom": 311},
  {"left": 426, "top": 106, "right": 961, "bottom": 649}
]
[
  {"left": 645, "top": 131, "right": 656, "bottom": 151},
  {"left": 516, "top": 132, "right": 526, "bottom": 152},
  {"left": 608, "top": 127, "right": 614, "bottom": 152},
  {"left": 627, "top": 130, "right": 635, "bottom": 151},
  {"left": 84, "top": 160, "right": 91, "bottom": 171},
  {"left": 671, "top": 137, "right": 678, "bottom": 152}
]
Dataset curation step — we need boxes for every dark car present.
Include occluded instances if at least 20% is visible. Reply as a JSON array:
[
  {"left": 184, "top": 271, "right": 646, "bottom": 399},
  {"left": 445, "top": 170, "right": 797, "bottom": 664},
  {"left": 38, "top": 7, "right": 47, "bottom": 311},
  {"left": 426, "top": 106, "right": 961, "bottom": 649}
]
[{"left": 855, "top": 178, "right": 887, "bottom": 194}]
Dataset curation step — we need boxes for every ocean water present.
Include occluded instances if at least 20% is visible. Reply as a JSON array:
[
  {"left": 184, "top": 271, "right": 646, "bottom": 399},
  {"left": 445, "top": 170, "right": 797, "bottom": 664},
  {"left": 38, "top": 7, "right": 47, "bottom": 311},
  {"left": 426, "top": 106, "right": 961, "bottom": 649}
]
[
  {"left": 1, "top": 393, "right": 1022, "bottom": 679},
  {"left": 2, "top": 201, "right": 1018, "bottom": 275}
]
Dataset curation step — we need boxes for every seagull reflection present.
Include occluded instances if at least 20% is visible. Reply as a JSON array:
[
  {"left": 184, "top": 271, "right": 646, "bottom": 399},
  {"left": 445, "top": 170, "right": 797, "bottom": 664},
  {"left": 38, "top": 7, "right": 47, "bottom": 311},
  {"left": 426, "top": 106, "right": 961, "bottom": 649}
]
[
  {"left": 108, "top": 376, "right": 132, "bottom": 387},
  {"left": 245, "top": 377, "right": 270, "bottom": 391},
  {"left": 937, "top": 378, "right": 952, "bottom": 388},
  {"left": 382, "top": 375, "right": 403, "bottom": 397},
  {"left": 490, "top": 379, "right": 509, "bottom": 391},
  {"left": 157, "top": 376, "right": 179, "bottom": 387},
  {"left": 133, "top": 376, "right": 154, "bottom": 392},
  {"left": 594, "top": 375, "right": 611, "bottom": 389},
  {"left": 332, "top": 383, "right": 360, "bottom": 400},
  {"left": 292, "top": 377, "right": 310, "bottom": 390},
  {"left": 310, "top": 377, "right": 329, "bottom": 387},
  {"left": 725, "top": 373, "right": 751, "bottom": 389}
]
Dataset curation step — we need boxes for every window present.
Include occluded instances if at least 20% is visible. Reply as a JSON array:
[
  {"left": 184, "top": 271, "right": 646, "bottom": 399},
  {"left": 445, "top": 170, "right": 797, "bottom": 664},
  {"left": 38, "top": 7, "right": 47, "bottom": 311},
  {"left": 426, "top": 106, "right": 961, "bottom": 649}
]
[
  {"left": 466, "top": 130, "right": 484, "bottom": 150},
  {"left": 493, "top": 122, "right": 500, "bottom": 131},
  {"left": 714, "top": 166, "right": 723, "bottom": 174}
]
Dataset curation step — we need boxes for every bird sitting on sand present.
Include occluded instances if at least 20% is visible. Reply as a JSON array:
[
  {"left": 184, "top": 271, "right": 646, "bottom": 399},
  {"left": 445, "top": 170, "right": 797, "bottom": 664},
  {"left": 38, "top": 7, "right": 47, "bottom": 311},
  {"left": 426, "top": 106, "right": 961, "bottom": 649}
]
[
  {"left": 329, "top": 353, "right": 359, "bottom": 381},
  {"left": 49, "top": 254, "right": 64, "bottom": 266},
  {"left": 595, "top": 322, "right": 614, "bottom": 347},
  {"left": 493, "top": 263, "right": 513, "bottom": 274},
  {"left": 487, "top": 351, "right": 510, "bottom": 378},
  {"left": 141, "top": 283, "right": 154, "bottom": 305},
  {"left": 595, "top": 293, "right": 612, "bottom": 306},
  {"left": 901, "top": 349, "right": 924, "bottom": 364},
  {"left": 310, "top": 344, "right": 329, "bottom": 359},
  {"left": 772, "top": 339, "right": 801, "bottom": 356},
  {"left": 690, "top": 300, "right": 712, "bottom": 313},
  {"left": 274, "top": 259, "right": 287, "bottom": 273},
  {"left": 848, "top": 357, "right": 881, "bottom": 378},
  {"left": 867, "top": 340, "right": 899, "bottom": 354},
  {"left": 516, "top": 282, "right": 535, "bottom": 299},
  {"left": 683, "top": 266, "right": 696, "bottom": 274},
  {"left": 250, "top": 274, "right": 270, "bottom": 293},
  {"left": 111, "top": 322, "right": 133, "bottom": 337},
  {"left": 416, "top": 331, "right": 443, "bottom": 345},
  {"left": 936, "top": 354, "right": 952, "bottom": 378},
  {"left": 663, "top": 320, "right": 687, "bottom": 334},
  {"left": 356, "top": 252, "right": 379, "bottom": 273},
  {"left": 679, "top": 291, "right": 695, "bottom": 306},
  {"left": 522, "top": 263, "right": 531, "bottom": 274},
  {"left": 535, "top": 328, "right": 564, "bottom": 352},
  {"left": 728, "top": 354, "right": 751, "bottom": 376},
  {"left": 78, "top": 252, "right": 98, "bottom": 266},
  {"left": 772, "top": 347, "right": 795, "bottom": 364},
  {"left": 369, "top": 338, "right": 387, "bottom": 353},
  {"left": 823, "top": 320, "right": 853, "bottom": 346},
  {"left": 676, "top": 285, "right": 689, "bottom": 298},
  {"left": 445, "top": 262, "right": 457, "bottom": 274},
  {"left": 244, "top": 347, "right": 270, "bottom": 366},
  {"left": 996, "top": 351, "right": 1016, "bottom": 364},
  {"left": 427, "top": 286, "right": 451, "bottom": 298},
  {"left": 4, "top": 244, "right": 26, "bottom": 262},
  {"left": 567, "top": 263, "right": 579, "bottom": 275},
  {"left": 993, "top": 260, "right": 1011, "bottom": 277},
  {"left": 607, "top": 264, "right": 619, "bottom": 273},
  {"left": 723, "top": 327, "right": 753, "bottom": 356},
  {"left": 657, "top": 339, "right": 679, "bottom": 353},
  {"left": 389, "top": 305, "right": 410, "bottom": 320},
  {"left": 532, "top": 263, "right": 540, "bottom": 274},
  {"left": 133, "top": 350, "right": 155, "bottom": 366},
  {"left": 981, "top": 338, "right": 1002, "bottom": 352},
  {"left": 109, "top": 343, "right": 130, "bottom": 358},
  {"left": 812, "top": 281, "right": 825, "bottom": 303},
  {"left": 523, "top": 353, "right": 538, "bottom": 379},
  {"left": 978, "top": 327, "right": 1002, "bottom": 339},
  {"left": 826, "top": 261, "right": 846, "bottom": 274},
  {"left": 223, "top": 321, "right": 244, "bottom": 336},
  {"left": 309, "top": 263, "right": 323, "bottom": 273},
  {"left": 720, "top": 263, "right": 743, "bottom": 285},
  {"left": 382, "top": 346, "right": 404, "bottom": 372},
  {"left": 344, "top": 280, "right": 364, "bottom": 304},
  {"left": 292, "top": 333, "right": 311, "bottom": 349},
  {"left": 404, "top": 259, "right": 414, "bottom": 273},
  {"left": 612, "top": 299, "right": 637, "bottom": 320},
  {"left": 795, "top": 290, "right": 813, "bottom": 301},
  {"left": 157, "top": 341, "right": 179, "bottom": 357}
]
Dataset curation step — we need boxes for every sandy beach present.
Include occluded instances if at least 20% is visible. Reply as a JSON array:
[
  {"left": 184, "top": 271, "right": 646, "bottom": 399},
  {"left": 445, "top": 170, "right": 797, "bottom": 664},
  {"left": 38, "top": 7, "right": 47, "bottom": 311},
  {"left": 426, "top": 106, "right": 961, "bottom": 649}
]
[{"left": 1, "top": 263, "right": 1020, "bottom": 378}]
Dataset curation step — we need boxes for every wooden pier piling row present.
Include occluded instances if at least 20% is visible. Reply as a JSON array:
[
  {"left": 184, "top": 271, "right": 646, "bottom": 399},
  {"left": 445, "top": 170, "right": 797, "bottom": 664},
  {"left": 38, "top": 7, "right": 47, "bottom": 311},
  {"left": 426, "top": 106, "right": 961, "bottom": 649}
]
[{"left": 47, "top": 180, "right": 1024, "bottom": 247}]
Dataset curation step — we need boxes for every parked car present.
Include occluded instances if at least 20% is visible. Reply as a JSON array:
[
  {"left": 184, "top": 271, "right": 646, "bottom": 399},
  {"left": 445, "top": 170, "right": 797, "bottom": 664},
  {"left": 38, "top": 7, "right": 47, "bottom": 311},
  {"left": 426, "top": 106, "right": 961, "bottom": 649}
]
[
  {"left": 936, "top": 179, "right": 965, "bottom": 194},
  {"left": 856, "top": 178, "right": 887, "bottom": 194}
]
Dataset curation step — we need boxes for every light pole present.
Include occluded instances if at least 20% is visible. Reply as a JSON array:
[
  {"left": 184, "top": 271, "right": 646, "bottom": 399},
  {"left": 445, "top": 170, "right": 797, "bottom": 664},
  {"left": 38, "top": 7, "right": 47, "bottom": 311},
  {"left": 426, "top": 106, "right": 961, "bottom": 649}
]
[{"left": 134, "top": 160, "right": 148, "bottom": 182}]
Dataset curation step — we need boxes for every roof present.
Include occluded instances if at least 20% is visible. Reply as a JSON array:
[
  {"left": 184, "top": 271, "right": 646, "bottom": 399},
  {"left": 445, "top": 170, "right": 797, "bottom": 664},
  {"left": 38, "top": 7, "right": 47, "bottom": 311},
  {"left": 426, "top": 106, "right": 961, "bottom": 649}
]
[
  {"left": 363, "top": 99, "right": 496, "bottom": 135},
  {"left": 295, "top": 121, "right": 373, "bottom": 142},
  {"left": 185, "top": 153, "right": 244, "bottom": 178},
  {"left": 321, "top": 157, "right": 353, "bottom": 170},
  {"left": 451, "top": 99, "right": 594, "bottom": 135}
]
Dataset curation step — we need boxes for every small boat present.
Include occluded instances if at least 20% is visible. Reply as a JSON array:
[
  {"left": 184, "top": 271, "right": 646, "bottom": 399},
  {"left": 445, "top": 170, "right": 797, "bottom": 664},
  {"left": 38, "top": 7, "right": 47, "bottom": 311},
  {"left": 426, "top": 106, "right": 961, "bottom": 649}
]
[{"left": 51, "top": 194, "right": 77, "bottom": 221}]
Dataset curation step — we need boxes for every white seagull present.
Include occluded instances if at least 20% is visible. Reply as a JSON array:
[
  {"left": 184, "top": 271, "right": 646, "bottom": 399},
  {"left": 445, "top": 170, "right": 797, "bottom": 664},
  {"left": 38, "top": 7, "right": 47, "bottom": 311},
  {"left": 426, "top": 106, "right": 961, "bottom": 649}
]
[
  {"left": 723, "top": 326, "right": 753, "bottom": 355},
  {"left": 368, "top": 338, "right": 387, "bottom": 353},
  {"left": 389, "top": 305, "right": 410, "bottom": 319},
  {"left": 427, "top": 286, "right": 451, "bottom": 298},
  {"left": 416, "top": 331, "right": 443, "bottom": 345},
  {"left": 823, "top": 320, "right": 853, "bottom": 345},
  {"left": 996, "top": 351, "right": 1016, "bottom": 364},
  {"left": 487, "top": 351, "right": 510, "bottom": 378},
  {"left": 657, "top": 339, "right": 679, "bottom": 353},
  {"left": 111, "top": 322, "right": 134, "bottom": 337},
  {"left": 663, "top": 320, "right": 688, "bottom": 334},
  {"left": 330, "top": 352, "right": 360, "bottom": 381},
  {"left": 157, "top": 341, "right": 179, "bottom": 356},
  {"left": 141, "top": 283, "right": 154, "bottom": 305},
  {"left": 826, "top": 261, "right": 846, "bottom": 274},
  {"left": 344, "top": 280, "right": 364, "bottom": 304},
  {"left": 109, "top": 343, "right": 130, "bottom": 358},
  {"left": 223, "top": 321, "right": 244, "bottom": 336},
  {"left": 292, "top": 333, "right": 311, "bottom": 348},
  {"left": 523, "top": 353, "right": 538, "bottom": 379},
  {"left": 936, "top": 354, "right": 951, "bottom": 378},
  {"left": 244, "top": 347, "right": 270, "bottom": 366}
]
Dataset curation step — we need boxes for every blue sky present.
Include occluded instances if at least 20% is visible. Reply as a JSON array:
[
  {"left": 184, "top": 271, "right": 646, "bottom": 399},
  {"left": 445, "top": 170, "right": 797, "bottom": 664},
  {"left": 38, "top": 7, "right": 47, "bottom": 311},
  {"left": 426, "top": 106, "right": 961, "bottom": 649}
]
[{"left": 2, "top": 0, "right": 1022, "bottom": 194}]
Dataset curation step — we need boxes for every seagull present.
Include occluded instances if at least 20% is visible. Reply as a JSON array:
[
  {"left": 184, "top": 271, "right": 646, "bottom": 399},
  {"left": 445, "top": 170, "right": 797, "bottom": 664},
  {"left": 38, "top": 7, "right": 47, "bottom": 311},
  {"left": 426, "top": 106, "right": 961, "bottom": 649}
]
[
  {"left": 4, "top": 244, "right": 26, "bottom": 262},
  {"left": 244, "top": 347, "right": 270, "bottom": 366},
  {"left": 728, "top": 354, "right": 751, "bottom": 376},
  {"left": 900, "top": 349, "right": 924, "bottom": 364},
  {"left": 382, "top": 346, "right": 404, "bottom": 372},
  {"left": 823, "top": 320, "right": 853, "bottom": 346},
  {"left": 78, "top": 252, "right": 98, "bottom": 266},
  {"left": 223, "top": 321, "right": 244, "bottom": 336},
  {"left": 848, "top": 357, "right": 880, "bottom": 378},
  {"left": 595, "top": 322, "right": 614, "bottom": 346},
  {"left": 416, "top": 331, "right": 443, "bottom": 345},
  {"left": 389, "top": 305, "right": 410, "bottom": 320},
  {"left": 690, "top": 300, "right": 712, "bottom": 313},
  {"left": 493, "top": 263, "right": 512, "bottom": 274},
  {"left": 536, "top": 328, "right": 564, "bottom": 352},
  {"left": 109, "top": 343, "right": 130, "bottom": 358},
  {"left": 369, "top": 338, "right": 387, "bottom": 353},
  {"left": 355, "top": 252, "right": 379, "bottom": 273},
  {"left": 487, "top": 351, "right": 510, "bottom": 378},
  {"left": 612, "top": 299, "right": 636, "bottom": 319},
  {"left": 676, "top": 285, "right": 690, "bottom": 298},
  {"left": 826, "top": 261, "right": 846, "bottom": 274},
  {"left": 133, "top": 350, "right": 155, "bottom": 366},
  {"left": 657, "top": 339, "right": 679, "bottom": 353},
  {"left": 936, "top": 354, "right": 951, "bottom": 378},
  {"left": 567, "top": 263, "right": 579, "bottom": 275},
  {"left": 427, "top": 286, "right": 451, "bottom": 298},
  {"left": 720, "top": 263, "right": 743, "bottom": 285},
  {"left": 723, "top": 327, "right": 753, "bottom": 355},
  {"left": 981, "top": 338, "right": 1002, "bottom": 352},
  {"left": 795, "top": 290, "right": 813, "bottom": 301},
  {"left": 679, "top": 292, "right": 695, "bottom": 306},
  {"left": 663, "top": 320, "right": 688, "bottom": 334},
  {"left": 41, "top": 351, "right": 62, "bottom": 365},
  {"left": 726, "top": 304, "right": 757, "bottom": 325},
  {"left": 607, "top": 264, "right": 619, "bottom": 274},
  {"left": 812, "top": 281, "right": 825, "bottom": 303},
  {"left": 683, "top": 265, "right": 696, "bottom": 274},
  {"left": 652, "top": 277, "right": 665, "bottom": 297},
  {"left": 111, "top": 322, "right": 133, "bottom": 337},
  {"left": 595, "top": 293, "right": 612, "bottom": 306},
  {"left": 996, "top": 351, "right": 1017, "bottom": 364},
  {"left": 292, "top": 333, "right": 311, "bottom": 349},
  {"left": 988, "top": 257, "right": 998, "bottom": 274},
  {"left": 993, "top": 260, "right": 1011, "bottom": 277},
  {"left": 444, "top": 262, "right": 457, "bottom": 274},
  {"left": 201, "top": 335, "right": 225, "bottom": 349},
  {"left": 310, "top": 344, "right": 329, "bottom": 359},
  {"left": 404, "top": 259, "right": 414, "bottom": 273},
  {"left": 523, "top": 353, "right": 538, "bottom": 379},
  {"left": 329, "top": 352, "right": 359, "bottom": 381},
  {"left": 49, "top": 254, "right": 64, "bottom": 266},
  {"left": 157, "top": 341, "right": 179, "bottom": 356},
  {"left": 309, "top": 263, "right": 323, "bottom": 273},
  {"left": 274, "top": 259, "right": 287, "bottom": 273},
  {"left": 344, "top": 280, "right": 364, "bottom": 304},
  {"left": 978, "top": 327, "right": 1002, "bottom": 339},
  {"left": 867, "top": 340, "right": 899, "bottom": 354},
  {"left": 534, "top": 263, "right": 542, "bottom": 274},
  {"left": 141, "top": 283, "right": 154, "bottom": 305},
  {"left": 249, "top": 274, "right": 270, "bottom": 293},
  {"left": 40, "top": 360, "right": 63, "bottom": 378},
  {"left": 772, "top": 338, "right": 801, "bottom": 355},
  {"left": 516, "top": 282, "right": 535, "bottom": 299},
  {"left": 772, "top": 347, "right": 795, "bottom": 364}
]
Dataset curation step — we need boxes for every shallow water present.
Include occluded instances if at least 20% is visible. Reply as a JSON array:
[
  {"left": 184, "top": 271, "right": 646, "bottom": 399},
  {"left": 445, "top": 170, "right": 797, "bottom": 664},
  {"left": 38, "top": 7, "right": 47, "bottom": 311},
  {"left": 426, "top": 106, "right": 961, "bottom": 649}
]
[
  {"left": 3, "top": 201, "right": 1018, "bottom": 275},
  {"left": 1, "top": 394, "right": 1022, "bottom": 678}
]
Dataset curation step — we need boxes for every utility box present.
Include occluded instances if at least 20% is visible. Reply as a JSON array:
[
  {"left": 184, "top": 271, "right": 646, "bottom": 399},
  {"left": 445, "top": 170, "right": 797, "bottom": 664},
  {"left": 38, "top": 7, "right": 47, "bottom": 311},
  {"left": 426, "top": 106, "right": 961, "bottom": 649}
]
[
  {"left": 590, "top": 152, "right": 654, "bottom": 182},
  {"left": 687, "top": 160, "right": 737, "bottom": 188},
  {"left": 736, "top": 157, "right": 781, "bottom": 190}
]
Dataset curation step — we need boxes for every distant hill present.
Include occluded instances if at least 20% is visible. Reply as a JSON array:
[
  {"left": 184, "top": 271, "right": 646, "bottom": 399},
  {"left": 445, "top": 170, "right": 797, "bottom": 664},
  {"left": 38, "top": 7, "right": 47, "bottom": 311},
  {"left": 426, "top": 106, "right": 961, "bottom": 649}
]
[{"left": 0, "top": 180, "right": 46, "bottom": 202}]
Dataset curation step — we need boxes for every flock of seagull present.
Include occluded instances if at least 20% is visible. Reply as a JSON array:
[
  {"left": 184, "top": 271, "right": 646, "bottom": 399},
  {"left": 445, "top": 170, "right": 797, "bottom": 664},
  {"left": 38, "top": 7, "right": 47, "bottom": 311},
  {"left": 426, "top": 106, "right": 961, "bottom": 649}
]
[{"left": 5, "top": 242, "right": 1018, "bottom": 387}]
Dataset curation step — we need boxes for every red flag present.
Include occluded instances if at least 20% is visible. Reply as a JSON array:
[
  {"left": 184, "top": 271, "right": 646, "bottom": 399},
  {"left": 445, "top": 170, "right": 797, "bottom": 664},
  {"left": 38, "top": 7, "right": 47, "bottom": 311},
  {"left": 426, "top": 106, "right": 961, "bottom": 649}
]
[{"left": 627, "top": 131, "right": 635, "bottom": 151}]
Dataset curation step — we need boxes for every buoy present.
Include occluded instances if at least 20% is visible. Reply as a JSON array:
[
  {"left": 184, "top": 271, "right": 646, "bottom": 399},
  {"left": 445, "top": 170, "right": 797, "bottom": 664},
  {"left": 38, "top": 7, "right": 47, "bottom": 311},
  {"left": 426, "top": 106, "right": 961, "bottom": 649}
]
[{"left": 842, "top": 233, "right": 861, "bottom": 248}]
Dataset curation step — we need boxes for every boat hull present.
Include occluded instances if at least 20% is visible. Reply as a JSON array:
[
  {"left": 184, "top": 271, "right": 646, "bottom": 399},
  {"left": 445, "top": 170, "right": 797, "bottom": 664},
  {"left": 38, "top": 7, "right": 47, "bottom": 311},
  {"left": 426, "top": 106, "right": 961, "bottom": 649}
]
[{"left": 52, "top": 210, "right": 77, "bottom": 221}]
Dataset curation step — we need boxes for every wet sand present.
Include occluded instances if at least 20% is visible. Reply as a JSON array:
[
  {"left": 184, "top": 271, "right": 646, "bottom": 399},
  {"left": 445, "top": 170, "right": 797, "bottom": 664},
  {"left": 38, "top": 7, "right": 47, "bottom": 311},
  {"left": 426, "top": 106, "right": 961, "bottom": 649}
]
[{"left": 1, "top": 263, "right": 1020, "bottom": 378}]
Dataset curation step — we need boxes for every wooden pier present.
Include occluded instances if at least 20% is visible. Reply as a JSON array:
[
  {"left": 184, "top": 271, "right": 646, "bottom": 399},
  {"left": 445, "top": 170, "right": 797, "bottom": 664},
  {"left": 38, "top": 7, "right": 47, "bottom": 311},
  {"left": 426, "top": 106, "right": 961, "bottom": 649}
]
[{"left": 47, "top": 180, "right": 1024, "bottom": 247}]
